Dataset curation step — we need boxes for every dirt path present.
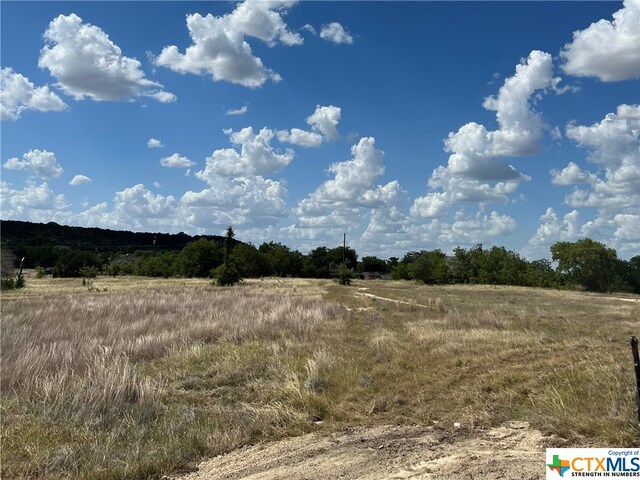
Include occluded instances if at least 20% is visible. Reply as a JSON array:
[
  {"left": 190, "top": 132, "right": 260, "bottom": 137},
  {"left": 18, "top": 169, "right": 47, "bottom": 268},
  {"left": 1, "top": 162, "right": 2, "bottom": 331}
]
[
  {"left": 353, "top": 289, "right": 639, "bottom": 307},
  {"left": 173, "top": 421, "right": 549, "bottom": 480},
  {"left": 603, "top": 296, "right": 639, "bottom": 303},
  {"left": 354, "top": 291, "right": 433, "bottom": 308}
]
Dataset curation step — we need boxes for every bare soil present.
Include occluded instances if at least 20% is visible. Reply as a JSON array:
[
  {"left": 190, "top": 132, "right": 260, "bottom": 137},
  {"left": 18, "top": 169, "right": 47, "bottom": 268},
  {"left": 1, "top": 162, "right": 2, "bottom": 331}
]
[{"left": 174, "top": 421, "right": 551, "bottom": 480}]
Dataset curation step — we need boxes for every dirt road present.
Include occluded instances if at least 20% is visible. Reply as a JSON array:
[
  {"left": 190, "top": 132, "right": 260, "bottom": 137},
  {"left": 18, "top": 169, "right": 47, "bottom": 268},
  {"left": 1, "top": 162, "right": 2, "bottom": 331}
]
[{"left": 174, "top": 421, "right": 550, "bottom": 479}]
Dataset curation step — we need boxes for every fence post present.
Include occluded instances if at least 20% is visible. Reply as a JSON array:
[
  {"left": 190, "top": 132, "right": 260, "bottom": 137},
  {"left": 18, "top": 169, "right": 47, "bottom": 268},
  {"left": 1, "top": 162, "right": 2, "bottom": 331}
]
[{"left": 630, "top": 336, "right": 640, "bottom": 430}]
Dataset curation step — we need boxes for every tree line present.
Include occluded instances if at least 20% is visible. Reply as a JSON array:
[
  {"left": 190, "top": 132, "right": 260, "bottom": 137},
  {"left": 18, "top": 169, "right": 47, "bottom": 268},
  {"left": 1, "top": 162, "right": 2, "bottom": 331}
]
[
  {"left": 0, "top": 219, "right": 236, "bottom": 268},
  {"left": 3, "top": 227, "right": 638, "bottom": 293},
  {"left": 389, "top": 240, "right": 639, "bottom": 293}
]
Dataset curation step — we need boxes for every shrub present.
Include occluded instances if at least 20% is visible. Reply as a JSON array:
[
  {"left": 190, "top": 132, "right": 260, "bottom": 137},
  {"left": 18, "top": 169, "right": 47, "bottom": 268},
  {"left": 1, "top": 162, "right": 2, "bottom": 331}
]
[
  {"left": 35, "top": 266, "right": 45, "bottom": 278},
  {"left": 79, "top": 266, "right": 98, "bottom": 278},
  {"left": 1, "top": 272, "right": 25, "bottom": 290},
  {"left": 213, "top": 262, "right": 241, "bottom": 286},
  {"left": 336, "top": 263, "right": 354, "bottom": 286},
  {"left": 390, "top": 264, "right": 411, "bottom": 280}
]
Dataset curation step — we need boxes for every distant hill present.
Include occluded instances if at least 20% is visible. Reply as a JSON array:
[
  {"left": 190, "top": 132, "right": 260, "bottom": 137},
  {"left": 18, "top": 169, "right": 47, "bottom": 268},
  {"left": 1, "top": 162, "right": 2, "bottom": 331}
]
[{"left": 0, "top": 220, "right": 240, "bottom": 266}]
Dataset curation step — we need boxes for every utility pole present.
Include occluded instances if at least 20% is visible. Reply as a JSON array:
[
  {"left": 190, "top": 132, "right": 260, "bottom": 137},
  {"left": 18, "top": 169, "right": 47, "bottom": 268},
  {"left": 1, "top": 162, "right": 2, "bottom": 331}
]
[
  {"left": 631, "top": 336, "right": 640, "bottom": 430},
  {"left": 343, "top": 232, "right": 346, "bottom": 265}
]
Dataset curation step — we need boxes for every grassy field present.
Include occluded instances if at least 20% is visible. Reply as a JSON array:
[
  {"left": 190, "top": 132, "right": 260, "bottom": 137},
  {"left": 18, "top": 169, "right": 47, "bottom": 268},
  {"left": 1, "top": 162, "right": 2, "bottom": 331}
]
[{"left": 1, "top": 276, "right": 639, "bottom": 479}]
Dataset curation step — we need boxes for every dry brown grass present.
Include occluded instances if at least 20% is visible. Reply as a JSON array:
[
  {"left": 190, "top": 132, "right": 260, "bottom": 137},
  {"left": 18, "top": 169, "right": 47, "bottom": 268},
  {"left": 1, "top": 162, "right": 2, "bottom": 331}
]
[
  {"left": 339, "top": 281, "right": 639, "bottom": 444},
  {"left": 2, "top": 287, "right": 339, "bottom": 391},
  {"left": 1, "top": 277, "right": 638, "bottom": 479},
  {"left": 1, "top": 283, "right": 344, "bottom": 479}
]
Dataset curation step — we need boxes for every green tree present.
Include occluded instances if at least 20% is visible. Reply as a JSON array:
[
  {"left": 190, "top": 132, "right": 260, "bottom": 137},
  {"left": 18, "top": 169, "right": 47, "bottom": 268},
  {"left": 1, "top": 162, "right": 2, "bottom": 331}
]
[
  {"left": 627, "top": 256, "right": 640, "bottom": 294},
  {"left": 17, "top": 235, "right": 57, "bottom": 268},
  {"left": 53, "top": 250, "right": 103, "bottom": 277},
  {"left": 288, "top": 250, "right": 304, "bottom": 277},
  {"left": 214, "top": 226, "right": 241, "bottom": 286},
  {"left": 138, "top": 252, "right": 179, "bottom": 278},
  {"left": 614, "top": 256, "right": 640, "bottom": 293},
  {"left": 0, "top": 247, "right": 25, "bottom": 290},
  {"left": 467, "top": 244, "right": 488, "bottom": 284},
  {"left": 258, "top": 242, "right": 304, "bottom": 277},
  {"left": 408, "top": 250, "right": 448, "bottom": 284},
  {"left": 551, "top": 238, "right": 618, "bottom": 292},
  {"left": 259, "top": 242, "right": 290, "bottom": 276},
  {"left": 525, "top": 259, "right": 557, "bottom": 288},
  {"left": 483, "top": 246, "right": 528, "bottom": 285},
  {"left": 176, "top": 239, "right": 223, "bottom": 277},
  {"left": 79, "top": 265, "right": 98, "bottom": 278},
  {"left": 328, "top": 246, "right": 358, "bottom": 270},
  {"left": 391, "top": 251, "right": 420, "bottom": 280},
  {"left": 0, "top": 246, "right": 16, "bottom": 280},
  {"left": 307, "top": 247, "right": 331, "bottom": 278},
  {"left": 106, "top": 255, "right": 138, "bottom": 276},
  {"left": 359, "top": 256, "right": 388, "bottom": 273},
  {"left": 231, "top": 243, "right": 269, "bottom": 278},
  {"left": 390, "top": 263, "right": 411, "bottom": 280},
  {"left": 449, "top": 246, "right": 470, "bottom": 284}
]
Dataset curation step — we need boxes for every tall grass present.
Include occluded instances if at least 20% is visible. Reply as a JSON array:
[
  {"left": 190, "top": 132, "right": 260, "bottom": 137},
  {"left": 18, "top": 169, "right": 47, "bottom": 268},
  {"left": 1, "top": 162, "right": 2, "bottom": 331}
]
[
  {"left": 2, "top": 279, "right": 638, "bottom": 479},
  {"left": 1, "top": 286, "right": 344, "bottom": 479},
  {"left": 2, "top": 287, "right": 340, "bottom": 392},
  {"left": 30, "top": 355, "right": 160, "bottom": 427}
]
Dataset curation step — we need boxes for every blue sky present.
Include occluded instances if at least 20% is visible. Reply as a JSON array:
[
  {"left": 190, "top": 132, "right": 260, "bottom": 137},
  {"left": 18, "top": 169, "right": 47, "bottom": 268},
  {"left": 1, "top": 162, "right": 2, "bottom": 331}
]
[{"left": 1, "top": 0, "right": 639, "bottom": 259}]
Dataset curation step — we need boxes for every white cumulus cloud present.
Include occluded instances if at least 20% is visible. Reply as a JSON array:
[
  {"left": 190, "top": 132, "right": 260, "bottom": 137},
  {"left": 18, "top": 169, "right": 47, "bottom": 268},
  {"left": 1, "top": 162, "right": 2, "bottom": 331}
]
[
  {"left": 69, "top": 175, "right": 91, "bottom": 186},
  {"left": 411, "top": 50, "right": 555, "bottom": 218},
  {"left": 560, "top": 0, "right": 640, "bottom": 82},
  {"left": 0, "top": 181, "right": 70, "bottom": 223},
  {"left": 521, "top": 207, "right": 581, "bottom": 259},
  {"left": 114, "top": 184, "right": 176, "bottom": 220},
  {"left": 181, "top": 176, "right": 288, "bottom": 229},
  {"left": 410, "top": 192, "right": 450, "bottom": 219},
  {"left": 299, "top": 137, "right": 385, "bottom": 208},
  {"left": 276, "top": 104, "right": 341, "bottom": 147},
  {"left": 39, "top": 13, "right": 175, "bottom": 102},
  {"left": 276, "top": 128, "right": 323, "bottom": 147},
  {"left": 3, "top": 149, "right": 64, "bottom": 180},
  {"left": 319, "top": 22, "right": 353, "bottom": 44},
  {"left": 402, "top": 210, "right": 518, "bottom": 254},
  {"left": 291, "top": 137, "right": 407, "bottom": 247},
  {"left": 560, "top": 104, "right": 640, "bottom": 210},
  {"left": 147, "top": 138, "right": 164, "bottom": 148},
  {"left": 197, "top": 127, "right": 294, "bottom": 179},
  {"left": 0, "top": 67, "right": 67, "bottom": 121},
  {"left": 550, "top": 162, "right": 597, "bottom": 186},
  {"left": 611, "top": 213, "right": 640, "bottom": 257},
  {"left": 155, "top": 1, "right": 302, "bottom": 88},
  {"left": 307, "top": 104, "right": 341, "bottom": 140},
  {"left": 160, "top": 153, "right": 196, "bottom": 169},
  {"left": 225, "top": 105, "right": 249, "bottom": 116},
  {"left": 523, "top": 207, "right": 640, "bottom": 260},
  {"left": 450, "top": 210, "right": 517, "bottom": 239},
  {"left": 301, "top": 24, "right": 317, "bottom": 35}
]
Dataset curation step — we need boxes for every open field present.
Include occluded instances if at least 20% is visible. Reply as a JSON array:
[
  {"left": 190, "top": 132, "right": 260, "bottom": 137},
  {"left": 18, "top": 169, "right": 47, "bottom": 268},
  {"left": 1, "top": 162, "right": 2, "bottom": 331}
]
[{"left": 1, "top": 277, "right": 639, "bottom": 479}]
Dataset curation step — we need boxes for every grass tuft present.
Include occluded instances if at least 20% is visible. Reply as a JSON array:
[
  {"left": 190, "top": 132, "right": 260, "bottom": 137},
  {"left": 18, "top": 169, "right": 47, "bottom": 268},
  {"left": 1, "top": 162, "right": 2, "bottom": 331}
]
[{"left": 305, "top": 350, "right": 335, "bottom": 393}]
